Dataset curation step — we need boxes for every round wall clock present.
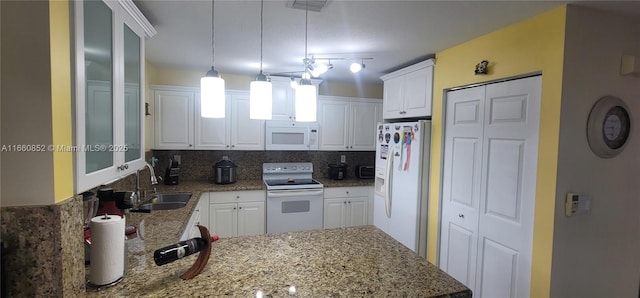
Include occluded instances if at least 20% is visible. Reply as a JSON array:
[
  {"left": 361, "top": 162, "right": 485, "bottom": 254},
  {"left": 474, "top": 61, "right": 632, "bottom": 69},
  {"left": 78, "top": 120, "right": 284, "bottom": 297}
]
[{"left": 587, "top": 96, "right": 632, "bottom": 158}]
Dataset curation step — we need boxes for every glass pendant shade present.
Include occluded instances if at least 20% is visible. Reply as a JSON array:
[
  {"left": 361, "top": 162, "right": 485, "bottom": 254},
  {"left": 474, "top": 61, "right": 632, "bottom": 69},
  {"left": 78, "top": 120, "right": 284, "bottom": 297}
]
[
  {"left": 294, "top": 81, "right": 317, "bottom": 122},
  {"left": 249, "top": 76, "right": 273, "bottom": 120},
  {"left": 200, "top": 68, "right": 225, "bottom": 118}
]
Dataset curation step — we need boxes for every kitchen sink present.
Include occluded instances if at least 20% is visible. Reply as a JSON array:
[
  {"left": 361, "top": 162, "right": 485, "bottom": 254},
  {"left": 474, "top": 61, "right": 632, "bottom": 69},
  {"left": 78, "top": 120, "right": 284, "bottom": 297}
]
[
  {"left": 137, "top": 192, "right": 193, "bottom": 211},
  {"left": 138, "top": 201, "right": 188, "bottom": 211},
  {"left": 144, "top": 192, "right": 192, "bottom": 204}
]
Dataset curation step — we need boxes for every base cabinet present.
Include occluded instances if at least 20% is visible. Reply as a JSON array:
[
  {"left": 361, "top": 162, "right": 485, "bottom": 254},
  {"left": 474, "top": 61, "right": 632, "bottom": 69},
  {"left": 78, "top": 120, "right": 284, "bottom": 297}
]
[
  {"left": 209, "top": 190, "right": 265, "bottom": 238},
  {"left": 323, "top": 187, "right": 372, "bottom": 229},
  {"left": 181, "top": 193, "right": 210, "bottom": 241}
]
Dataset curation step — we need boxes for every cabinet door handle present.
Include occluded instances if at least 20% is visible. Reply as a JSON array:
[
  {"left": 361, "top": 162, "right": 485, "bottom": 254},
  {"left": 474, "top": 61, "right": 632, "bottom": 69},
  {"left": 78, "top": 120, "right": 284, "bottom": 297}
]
[
  {"left": 231, "top": 145, "right": 235, "bottom": 148},
  {"left": 458, "top": 213, "right": 464, "bottom": 218},
  {"left": 233, "top": 207, "right": 237, "bottom": 210},
  {"left": 236, "top": 196, "right": 240, "bottom": 199},
  {"left": 226, "top": 145, "right": 230, "bottom": 148},
  {"left": 238, "top": 206, "right": 242, "bottom": 209},
  {"left": 189, "top": 144, "right": 193, "bottom": 147},
  {"left": 343, "top": 201, "right": 347, "bottom": 204}
]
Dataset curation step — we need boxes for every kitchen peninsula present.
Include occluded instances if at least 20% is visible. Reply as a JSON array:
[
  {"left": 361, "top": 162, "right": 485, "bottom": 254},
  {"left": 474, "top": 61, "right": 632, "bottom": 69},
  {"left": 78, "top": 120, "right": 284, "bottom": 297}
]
[{"left": 86, "top": 182, "right": 470, "bottom": 297}]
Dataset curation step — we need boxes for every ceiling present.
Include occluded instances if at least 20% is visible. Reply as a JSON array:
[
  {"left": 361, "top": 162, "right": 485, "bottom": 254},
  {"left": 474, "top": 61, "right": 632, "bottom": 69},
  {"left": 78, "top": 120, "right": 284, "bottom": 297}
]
[{"left": 135, "top": 0, "right": 640, "bottom": 85}]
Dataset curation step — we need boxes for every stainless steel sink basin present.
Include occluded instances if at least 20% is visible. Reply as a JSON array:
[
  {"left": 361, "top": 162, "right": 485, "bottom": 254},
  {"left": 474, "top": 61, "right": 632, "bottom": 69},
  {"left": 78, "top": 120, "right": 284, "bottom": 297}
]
[
  {"left": 138, "top": 201, "right": 188, "bottom": 211},
  {"left": 145, "top": 192, "right": 192, "bottom": 204},
  {"left": 137, "top": 192, "right": 192, "bottom": 211}
]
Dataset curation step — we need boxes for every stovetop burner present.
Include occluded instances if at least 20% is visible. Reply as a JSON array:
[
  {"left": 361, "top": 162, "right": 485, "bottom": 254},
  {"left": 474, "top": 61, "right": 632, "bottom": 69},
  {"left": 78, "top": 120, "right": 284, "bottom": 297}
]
[{"left": 262, "top": 162, "right": 323, "bottom": 190}]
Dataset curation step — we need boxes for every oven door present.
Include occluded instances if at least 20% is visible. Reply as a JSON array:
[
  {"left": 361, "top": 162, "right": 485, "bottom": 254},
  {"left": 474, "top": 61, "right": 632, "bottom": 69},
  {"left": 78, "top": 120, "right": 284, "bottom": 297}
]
[{"left": 266, "top": 188, "right": 324, "bottom": 233}]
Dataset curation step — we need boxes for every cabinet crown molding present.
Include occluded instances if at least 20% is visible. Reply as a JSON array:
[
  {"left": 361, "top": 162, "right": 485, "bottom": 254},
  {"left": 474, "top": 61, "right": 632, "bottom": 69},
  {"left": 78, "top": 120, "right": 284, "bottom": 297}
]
[
  {"left": 118, "top": 0, "right": 157, "bottom": 37},
  {"left": 380, "top": 59, "right": 435, "bottom": 80}
]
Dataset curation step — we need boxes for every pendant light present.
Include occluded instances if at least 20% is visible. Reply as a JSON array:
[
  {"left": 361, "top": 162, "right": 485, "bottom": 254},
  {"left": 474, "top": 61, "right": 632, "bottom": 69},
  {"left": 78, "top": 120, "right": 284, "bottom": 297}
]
[
  {"left": 201, "top": 0, "right": 225, "bottom": 118},
  {"left": 249, "top": 0, "right": 272, "bottom": 120},
  {"left": 295, "top": 0, "right": 317, "bottom": 122}
]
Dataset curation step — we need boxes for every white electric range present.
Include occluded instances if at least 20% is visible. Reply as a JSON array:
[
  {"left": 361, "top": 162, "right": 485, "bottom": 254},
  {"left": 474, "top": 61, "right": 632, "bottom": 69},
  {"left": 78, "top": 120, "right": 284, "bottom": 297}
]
[{"left": 263, "top": 162, "right": 324, "bottom": 233}]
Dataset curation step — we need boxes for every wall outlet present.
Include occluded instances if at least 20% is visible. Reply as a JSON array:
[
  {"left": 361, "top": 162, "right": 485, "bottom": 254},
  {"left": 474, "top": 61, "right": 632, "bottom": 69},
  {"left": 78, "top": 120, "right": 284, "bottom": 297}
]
[
  {"left": 340, "top": 155, "right": 346, "bottom": 163},
  {"left": 173, "top": 155, "right": 181, "bottom": 165}
]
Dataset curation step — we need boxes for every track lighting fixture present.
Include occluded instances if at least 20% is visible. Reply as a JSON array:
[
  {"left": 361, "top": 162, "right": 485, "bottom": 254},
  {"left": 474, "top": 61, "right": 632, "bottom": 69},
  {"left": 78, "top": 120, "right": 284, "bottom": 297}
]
[
  {"left": 303, "top": 56, "right": 371, "bottom": 77},
  {"left": 350, "top": 59, "right": 365, "bottom": 73}
]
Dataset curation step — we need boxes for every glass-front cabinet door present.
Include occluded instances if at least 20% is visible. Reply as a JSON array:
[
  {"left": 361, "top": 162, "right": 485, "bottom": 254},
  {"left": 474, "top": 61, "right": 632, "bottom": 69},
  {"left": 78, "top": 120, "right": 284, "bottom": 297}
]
[
  {"left": 123, "top": 20, "right": 143, "bottom": 164},
  {"left": 75, "top": 0, "right": 153, "bottom": 192},
  {"left": 83, "top": 0, "right": 114, "bottom": 174}
]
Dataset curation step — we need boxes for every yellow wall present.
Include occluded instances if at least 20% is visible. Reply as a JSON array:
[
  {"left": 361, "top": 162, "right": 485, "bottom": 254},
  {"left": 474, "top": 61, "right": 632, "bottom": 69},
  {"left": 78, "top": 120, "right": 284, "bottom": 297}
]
[
  {"left": 50, "top": 0, "right": 74, "bottom": 202},
  {"left": 428, "top": 6, "right": 566, "bottom": 297}
]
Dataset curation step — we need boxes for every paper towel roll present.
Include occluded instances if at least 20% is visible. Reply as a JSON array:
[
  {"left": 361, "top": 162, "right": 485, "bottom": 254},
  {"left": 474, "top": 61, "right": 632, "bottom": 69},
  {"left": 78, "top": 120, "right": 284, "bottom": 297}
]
[{"left": 89, "top": 214, "right": 125, "bottom": 286}]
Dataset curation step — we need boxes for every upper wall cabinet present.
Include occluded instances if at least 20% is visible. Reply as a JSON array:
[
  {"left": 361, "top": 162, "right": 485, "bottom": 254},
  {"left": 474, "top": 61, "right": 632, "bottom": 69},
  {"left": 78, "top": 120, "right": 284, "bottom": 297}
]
[
  {"left": 318, "top": 96, "right": 382, "bottom": 151},
  {"left": 153, "top": 86, "right": 264, "bottom": 151},
  {"left": 74, "top": 0, "right": 156, "bottom": 192},
  {"left": 380, "top": 59, "right": 434, "bottom": 120},
  {"left": 270, "top": 76, "right": 322, "bottom": 121}
]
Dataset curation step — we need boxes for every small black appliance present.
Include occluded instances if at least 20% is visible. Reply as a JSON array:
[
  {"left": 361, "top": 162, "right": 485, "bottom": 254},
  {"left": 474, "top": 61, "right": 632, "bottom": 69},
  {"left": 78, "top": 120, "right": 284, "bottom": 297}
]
[
  {"left": 214, "top": 157, "right": 237, "bottom": 184},
  {"left": 327, "top": 163, "right": 347, "bottom": 180}
]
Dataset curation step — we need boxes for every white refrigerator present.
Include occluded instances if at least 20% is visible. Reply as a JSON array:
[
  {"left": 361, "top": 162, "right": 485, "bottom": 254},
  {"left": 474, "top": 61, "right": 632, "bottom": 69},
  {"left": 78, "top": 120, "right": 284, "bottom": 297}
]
[{"left": 373, "top": 120, "right": 431, "bottom": 258}]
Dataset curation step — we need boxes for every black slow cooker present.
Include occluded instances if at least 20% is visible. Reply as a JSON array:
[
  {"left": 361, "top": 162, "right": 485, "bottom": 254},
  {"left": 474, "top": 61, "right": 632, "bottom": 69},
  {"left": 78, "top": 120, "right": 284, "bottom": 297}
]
[
  {"left": 327, "top": 163, "right": 347, "bottom": 180},
  {"left": 213, "top": 158, "right": 237, "bottom": 184}
]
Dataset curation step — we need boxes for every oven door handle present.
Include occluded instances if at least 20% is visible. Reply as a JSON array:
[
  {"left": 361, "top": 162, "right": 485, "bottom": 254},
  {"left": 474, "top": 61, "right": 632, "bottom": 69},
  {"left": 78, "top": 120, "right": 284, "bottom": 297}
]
[{"left": 267, "top": 189, "right": 324, "bottom": 198}]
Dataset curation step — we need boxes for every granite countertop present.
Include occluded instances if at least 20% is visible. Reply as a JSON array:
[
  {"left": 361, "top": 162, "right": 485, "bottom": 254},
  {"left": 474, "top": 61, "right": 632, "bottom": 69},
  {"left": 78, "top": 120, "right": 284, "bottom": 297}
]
[
  {"left": 315, "top": 177, "right": 374, "bottom": 188},
  {"left": 122, "top": 178, "right": 373, "bottom": 252},
  {"left": 87, "top": 179, "right": 469, "bottom": 297},
  {"left": 88, "top": 225, "right": 470, "bottom": 297}
]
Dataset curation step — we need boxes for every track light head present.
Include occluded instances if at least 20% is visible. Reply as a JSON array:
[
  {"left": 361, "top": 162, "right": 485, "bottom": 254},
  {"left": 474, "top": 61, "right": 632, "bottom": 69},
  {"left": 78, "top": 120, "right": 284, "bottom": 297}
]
[{"left": 350, "top": 62, "right": 364, "bottom": 73}]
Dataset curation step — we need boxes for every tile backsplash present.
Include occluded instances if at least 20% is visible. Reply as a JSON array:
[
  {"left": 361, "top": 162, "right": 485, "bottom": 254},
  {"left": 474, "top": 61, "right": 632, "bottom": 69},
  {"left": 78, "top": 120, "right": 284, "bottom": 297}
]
[{"left": 151, "top": 150, "right": 375, "bottom": 181}]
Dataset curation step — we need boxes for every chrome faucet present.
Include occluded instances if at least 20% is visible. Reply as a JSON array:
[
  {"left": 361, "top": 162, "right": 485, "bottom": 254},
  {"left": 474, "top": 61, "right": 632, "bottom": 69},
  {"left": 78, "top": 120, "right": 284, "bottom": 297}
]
[{"left": 136, "top": 162, "right": 159, "bottom": 205}]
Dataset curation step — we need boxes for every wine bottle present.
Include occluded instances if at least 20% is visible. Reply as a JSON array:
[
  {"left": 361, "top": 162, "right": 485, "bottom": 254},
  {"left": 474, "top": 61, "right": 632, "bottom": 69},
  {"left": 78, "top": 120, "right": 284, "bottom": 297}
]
[{"left": 153, "top": 235, "right": 219, "bottom": 266}]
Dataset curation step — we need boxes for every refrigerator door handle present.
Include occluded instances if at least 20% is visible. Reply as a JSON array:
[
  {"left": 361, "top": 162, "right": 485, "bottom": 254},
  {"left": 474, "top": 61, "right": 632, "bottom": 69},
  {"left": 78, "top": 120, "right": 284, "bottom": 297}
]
[{"left": 384, "top": 146, "right": 394, "bottom": 218}]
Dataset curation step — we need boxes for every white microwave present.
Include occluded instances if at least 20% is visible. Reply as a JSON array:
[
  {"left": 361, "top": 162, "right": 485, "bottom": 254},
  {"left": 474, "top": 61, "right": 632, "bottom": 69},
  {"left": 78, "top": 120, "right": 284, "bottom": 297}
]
[{"left": 265, "top": 121, "right": 318, "bottom": 151}]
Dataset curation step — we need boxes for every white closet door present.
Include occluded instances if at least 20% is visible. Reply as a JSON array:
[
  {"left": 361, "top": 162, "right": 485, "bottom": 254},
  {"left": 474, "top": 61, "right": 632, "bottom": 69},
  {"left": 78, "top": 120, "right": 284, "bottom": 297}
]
[
  {"left": 475, "top": 76, "right": 541, "bottom": 298},
  {"left": 440, "top": 76, "right": 541, "bottom": 298},
  {"left": 440, "top": 85, "right": 486, "bottom": 290}
]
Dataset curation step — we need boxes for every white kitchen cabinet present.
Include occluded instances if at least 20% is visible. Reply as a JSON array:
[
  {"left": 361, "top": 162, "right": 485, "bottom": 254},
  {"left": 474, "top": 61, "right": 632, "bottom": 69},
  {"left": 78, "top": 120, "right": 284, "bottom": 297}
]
[
  {"left": 181, "top": 193, "right": 210, "bottom": 241},
  {"left": 270, "top": 76, "right": 322, "bottom": 121},
  {"left": 153, "top": 87, "right": 264, "bottom": 150},
  {"left": 153, "top": 88, "right": 194, "bottom": 149},
  {"left": 270, "top": 76, "right": 296, "bottom": 121},
  {"left": 228, "top": 92, "right": 265, "bottom": 150},
  {"left": 209, "top": 190, "right": 265, "bottom": 238},
  {"left": 381, "top": 59, "right": 434, "bottom": 120},
  {"left": 318, "top": 96, "right": 382, "bottom": 151},
  {"left": 74, "top": 0, "right": 155, "bottom": 192},
  {"left": 323, "top": 186, "right": 371, "bottom": 229}
]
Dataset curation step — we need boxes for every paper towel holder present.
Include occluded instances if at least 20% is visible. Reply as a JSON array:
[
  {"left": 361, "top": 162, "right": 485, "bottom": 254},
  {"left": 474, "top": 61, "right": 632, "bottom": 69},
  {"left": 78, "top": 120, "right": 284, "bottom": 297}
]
[{"left": 87, "top": 214, "right": 127, "bottom": 291}]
